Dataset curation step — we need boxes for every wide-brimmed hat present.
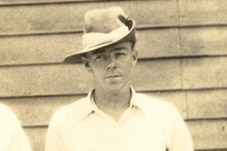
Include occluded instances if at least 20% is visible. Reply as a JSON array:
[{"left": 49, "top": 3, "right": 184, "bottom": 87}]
[{"left": 64, "top": 7, "right": 136, "bottom": 63}]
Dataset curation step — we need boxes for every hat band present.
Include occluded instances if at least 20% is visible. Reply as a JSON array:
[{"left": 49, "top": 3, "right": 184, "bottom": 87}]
[{"left": 82, "top": 26, "right": 129, "bottom": 49}]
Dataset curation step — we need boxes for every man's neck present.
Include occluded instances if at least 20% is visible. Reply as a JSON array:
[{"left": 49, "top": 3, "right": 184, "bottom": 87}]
[{"left": 93, "top": 86, "right": 132, "bottom": 120}]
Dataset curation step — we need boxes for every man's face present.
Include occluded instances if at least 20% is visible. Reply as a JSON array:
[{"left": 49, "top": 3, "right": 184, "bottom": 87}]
[{"left": 83, "top": 42, "right": 138, "bottom": 93}]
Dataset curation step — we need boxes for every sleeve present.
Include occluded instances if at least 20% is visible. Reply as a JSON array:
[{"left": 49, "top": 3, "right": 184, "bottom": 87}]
[
  {"left": 1, "top": 105, "right": 31, "bottom": 151},
  {"left": 168, "top": 104, "right": 194, "bottom": 151},
  {"left": 45, "top": 112, "right": 64, "bottom": 151}
]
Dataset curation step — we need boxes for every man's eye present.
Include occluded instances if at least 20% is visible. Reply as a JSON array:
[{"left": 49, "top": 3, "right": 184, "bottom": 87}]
[
  {"left": 116, "top": 52, "right": 126, "bottom": 56},
  {"left": 95, "top": 55, "right": 104, "bottom": 60}
]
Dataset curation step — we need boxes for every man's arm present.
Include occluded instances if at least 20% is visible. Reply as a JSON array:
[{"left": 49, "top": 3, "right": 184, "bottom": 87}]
[
  {"left": 0, "top": 105, "right": 31, "bottom": 151},
  {"left": 45, "top": 113, "right": 63, "bottom": 151},
  {"left": 168, "top": 105, "right": 194, "bottom": 151}
]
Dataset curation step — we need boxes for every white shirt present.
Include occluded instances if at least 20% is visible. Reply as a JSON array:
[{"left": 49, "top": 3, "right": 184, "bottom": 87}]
[
  {"left": 45, "top": 88, "right": 193, "bottom": 151},
  {"left": 0, "top": 104, "right": 31, "bottom": 151}
]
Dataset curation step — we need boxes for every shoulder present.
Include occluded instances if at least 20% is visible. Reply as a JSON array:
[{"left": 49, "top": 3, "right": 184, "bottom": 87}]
[
  {"left": 0, "top": 103, "right": 11, "bottom": 114},
  {"left": 49, "top": 96, "right": 91, "bottom": 127},
  {"left": 134, "top": 92, "right": 185, "bottom": 131},
  {"left": 135, "top": 93, "right": 176, "bottom": 110},
  {"left": 0, "top": 103, "right": 19, "bottom": 124},
  {"left": 0, "top": 103, "right": 22, "bottom": 136},
  {"left": 134, "top": 93, "right": 181, "bottom": 118}
]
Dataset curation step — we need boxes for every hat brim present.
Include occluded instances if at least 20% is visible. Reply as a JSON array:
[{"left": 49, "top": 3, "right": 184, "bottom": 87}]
[{"left": 64, "top": 19, "right": 136, "bottom": 64}]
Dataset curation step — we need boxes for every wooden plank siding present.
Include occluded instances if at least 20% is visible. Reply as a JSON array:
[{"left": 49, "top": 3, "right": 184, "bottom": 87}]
[
  {"left": 0, "top": 1, "right": 178, "bottom": 36},
  {"left": 0, "top": 0, "right": 155, "bottom": 6},
  {"left": 0, "top": 0, "right": 227, "bottom": 151},
  {"left": 178, "top": 0, "right": 227, "bottom": 26},
  {"left": 0, "top": 29, "right": 182, "bottom": 65},
  {"left": 0, "top": 60, "right": 182, "bottom": 97},
  {"left": 182, "top": 57, "right": 227, "bottom": 90},
  {"left": 1, "top": 27, "right": 227, "bottom": 65}
]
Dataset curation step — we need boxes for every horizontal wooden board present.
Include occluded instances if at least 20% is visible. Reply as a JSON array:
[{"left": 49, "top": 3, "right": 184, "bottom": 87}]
[
  {"left": 0, "top": 91, "right": 186, "bottom": 126},
  {"left": 0, "top": 60, "right": 181, "bottom": 97},
  {"left": 0, "top": 33, "right": 82, "bottom": 65},
  {"left": 187, "top": 89, "right": 227, "bottom": 119},
  {"left": 179, "top": 0, "right": 227, "bottom": 26},
  {"left": 187, "top": 120, "right": 227, "bottom": 150},
  {"left": 0, "top": 0, "right": 156, "bottom": 5},
  {"left": 23, "top": 120, "right": 227, "bottom": 151},
  {"left": 182, "top": 57, "right": 227, "bottom": 89},
  {"left": 0, "top": 0, "right": 100, "bottom": 5},
  {"left": 0, "top": 64, "right": 92, "bottom": 96},
  {"left": 0, "top": 28, "right": 181, "bottom": 65},
  {"left": 136, "top": 28, "right": 181, "bottom": 59},
  {"left": 0, "top": 1, "right": 177, "bottom": 36},
  {"left": 180, "top": 26, "right": 227, "bottom": 56},
  {"left": 1, "top": 26, "right": 227, "bottom": 65},
  {"left": 1, "top": 56, "right": 227, "bottom": 96}
]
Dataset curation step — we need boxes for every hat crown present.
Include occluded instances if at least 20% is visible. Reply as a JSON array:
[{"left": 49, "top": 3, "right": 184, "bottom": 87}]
[
  {"left": 64, "top": 7, "right": 136, "bottom": 63},
  {"left": 84, "top": 7, "right": 128, "bottom": 34}
]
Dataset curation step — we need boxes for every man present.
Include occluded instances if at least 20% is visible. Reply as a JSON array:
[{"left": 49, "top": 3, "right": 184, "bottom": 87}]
[
  {"left": 45, "top": 7, "right": 193, "bottom": 151},
  {"left": 0, "top": 103, "right": 31, "bottom": 151}
]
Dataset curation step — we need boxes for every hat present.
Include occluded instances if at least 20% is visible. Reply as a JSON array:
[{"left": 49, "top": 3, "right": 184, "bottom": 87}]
[{"left": 64, "top": 7, "right": 136, "bottom": 63}]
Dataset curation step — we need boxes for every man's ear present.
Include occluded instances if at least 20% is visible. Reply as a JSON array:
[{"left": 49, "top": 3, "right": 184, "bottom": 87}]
[
  {"left": 131, "top": 50, "right": 138, "bottom": 66},
  {"left": 81, "top": 56, "right": 93, "bottom": 72}
]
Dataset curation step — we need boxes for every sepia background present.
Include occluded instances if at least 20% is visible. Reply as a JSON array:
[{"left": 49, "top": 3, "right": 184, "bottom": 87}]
[{"left": 0, "top": 0, "right": 227, "bottom": 151}]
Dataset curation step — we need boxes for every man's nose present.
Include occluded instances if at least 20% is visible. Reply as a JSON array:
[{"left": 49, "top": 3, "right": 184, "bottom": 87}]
[{"left": 106, "top": 55, "right": 117, "bottom": 70}]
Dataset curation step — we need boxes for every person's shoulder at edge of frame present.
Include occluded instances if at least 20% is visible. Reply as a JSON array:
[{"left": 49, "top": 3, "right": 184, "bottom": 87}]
[
  {"left": 0, "top": 103, "right": 24, "bottom": 132},
  {"left": 0, "top": 103, "right": 18, "bottom": 121}
]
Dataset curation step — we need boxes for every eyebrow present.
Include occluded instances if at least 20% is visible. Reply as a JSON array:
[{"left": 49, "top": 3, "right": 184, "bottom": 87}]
[
  {"left": 113, "top": 46, "right": 127, "bottom": 51},
  {"left": 92, "top": 50, "right": 105, "bottom": 55},
  {"left": 89, "top": 45, "right": 128, "bottom": 56}
]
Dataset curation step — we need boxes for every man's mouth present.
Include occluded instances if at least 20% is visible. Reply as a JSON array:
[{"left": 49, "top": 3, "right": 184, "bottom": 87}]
[{"left": 105, "top": 75, "right": 121, "bottom": 78}]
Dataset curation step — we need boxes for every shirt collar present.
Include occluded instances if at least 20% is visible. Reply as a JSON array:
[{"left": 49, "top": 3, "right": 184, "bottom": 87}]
[
  {"left": 129, "top": 87, "right": 141, "bottom": 108},
  {"left": 84, "top": 87, "right": 142, "bottom": 113}
]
